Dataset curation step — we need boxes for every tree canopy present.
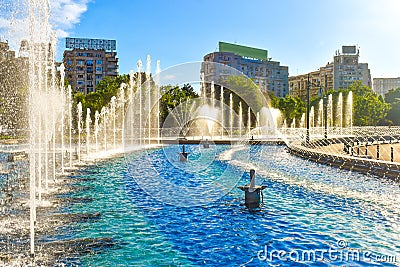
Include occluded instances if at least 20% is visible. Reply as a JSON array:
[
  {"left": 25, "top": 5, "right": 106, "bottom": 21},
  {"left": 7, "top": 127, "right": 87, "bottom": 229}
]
[
  {"left": 350, "top": 81, "right": 389, "bottom": 126},
  {"left": 160, "top": 83, "right": 198, "bottom": 124},
  {"left": 384, "top": 87, "right": 400, "bottom": 125}
]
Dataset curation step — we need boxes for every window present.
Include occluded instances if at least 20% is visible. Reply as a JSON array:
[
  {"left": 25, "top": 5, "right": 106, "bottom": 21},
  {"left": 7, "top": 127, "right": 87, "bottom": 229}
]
[
  {"left": 77, "top": 60, "right": 84, "bottom": 65},
  {"left": 96, "top": 67, "right": 102, "bottom": 72},
  {"left": 77, "top": 74, "right": 83, "bottom": 78},
  {"left": 77, "top": 67, "right": 84, "bottom": 71},
  {"left": 77, "top": 80, "right": 84, "bottom": 85},
  {"left": 96, "top": 60, "right": 102, "bottom": 65},
  {"left": 67, "top": 60, "right": 72, "bottom": 65},
  {"left": 87, "top": 67, "right": 93, "bottom": 73},
  {"left": 86, "top": 60, "right": 93, "bottom": 66}
]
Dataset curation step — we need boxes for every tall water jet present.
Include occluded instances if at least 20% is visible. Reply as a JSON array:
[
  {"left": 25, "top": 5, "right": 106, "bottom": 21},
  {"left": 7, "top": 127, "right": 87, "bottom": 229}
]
[
  {"left": 256, "top": 112, "right": 260, "bottom": 137},
  {"left": 346, "top": 91, "right": 353, "bottom": 131},
  {"left": 60, "top": 64, "right": 65, "bottom": 173},
  {"left": 220, "top": 86, "right": 224, "bottom": 138},
  {"left": 95, "top": 110, "right": 100, "bottom": 152},
  {"left": 110, "top": 96, "right": 117, "bottom": 150},
  {"left": 27, "top": 0, "right": 58, "bottom": 256},
  {"left": 211, "top": 81, "right": 215, "bottom": 108},
  {"left": 239, "top": 101, "right": 243, "bottom": 136},
  {"left": 300, "top": 113, "right": 305, "bottom": 128},
  {"left": 137, "top": 60, "right": 143, "bottom": 145},
  {"left": 317, "top": 99, "right": 323, "bottom": 127},
  {"left": 68, "top": 85, "right": 73, "bottom": 167},
  {"left": 77, "top": 102, "right": 82, "bottom": 162},
  {"left": 156, "top": 60, "right": 161, "bottom": 144},
  {"left": 50, "top": 32, "right": 57, "bottom": 182},
  {"left": 328, "top": 94, "right": 333, "bottom": 127},
  {"left": 230, "top": 93, "right": 233, "bottom": 137},
  {"left": 119, "top": 83, "right": 126, "bottom": 149},
  {"left": 337, "top": 92, "right": 343, "bottom": 130},
  {"left": 28, "top": 7, "right": 37, "bottom": 256},
  {"left": 290, "top": 117, "right": 296, "bottom": 128},
  {"left": 310, "top": 106, "right": 315, "bottom": 128},
  {"left": 129, "top": 70, "right": 135, "bottom": 146},
  {"left": 201, "top": 72, "right": 206, "bottom": 104},
  {"left": 86, "top": 108, "right": 91, "bottom": 155},
  {"left": 146, "top": 55, "right": 151, "bottom": 144},
  {"left": 247, "top": 107, "right": 251, "bottom": 135},
  {"left": 101, "top": 106, "right": 107, "bottom": 152}
]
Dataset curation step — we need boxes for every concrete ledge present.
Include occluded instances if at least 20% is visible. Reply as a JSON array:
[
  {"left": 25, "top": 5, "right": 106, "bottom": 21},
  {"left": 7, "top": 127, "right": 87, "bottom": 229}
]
[{"left": 287, "top": 144, "right": 400, "bottom": 182}]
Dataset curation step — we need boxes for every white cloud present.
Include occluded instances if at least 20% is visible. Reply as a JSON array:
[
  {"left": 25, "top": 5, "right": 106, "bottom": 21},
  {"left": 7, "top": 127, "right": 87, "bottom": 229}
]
[
  {"left": 50, "top": 0, "right": 91, "bottom": 34},
  {"left": 0, "top": 0, "right": 91, "bottom": 51}
]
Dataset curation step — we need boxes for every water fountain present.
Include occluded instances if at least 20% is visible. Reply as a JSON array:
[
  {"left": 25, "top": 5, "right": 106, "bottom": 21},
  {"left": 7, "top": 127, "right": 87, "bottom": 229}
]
[
  {"left": 77, "top": 102, "right": 82, "bottom": 162},
  {"left": 128, "top": 70, "right": 135, "bottom": 147},
  {"left": 110, "top": 96, "right": 116, "bottom": 150},
  {"left": 146, "top": 55, "right": 151, "bottom": 144},
  {"left": 317, "top": 98, "right": 323, "bottom": 127},
  {"left": 156, "top": 61, "right": 161, "bottom": 144},
  {"left": 101, "top": 106, "right": 107, "bottom": 152},
  {"left": 290, "top": 117, "right": 295, "bottom": 129},
  {"left": 327, "top": 94, "right": 333, "bottom": 128},
  {"left": 119, "top": 83, "right": 126, "bottom": 149},
  {"left": 68, "top": 85, "right": 73, "bottom": 167},
  {"left": 230, "top": 93, "right": 233, "bottom": 137},
  {"left": 247, "top": 107, "right": 251, "bottom": 135},
  {"left": 239, "top": 101, "right": 243, "bottom": 136},
  {"left": 220, "top": 86, "right": 224, "bottom": 138},
  {"left": 86, "top": 108, "right": 91, "bottom": 156},
  {"left": 211, "top": 81, "right": 215, "bottom": 108},
  {"left": 137, "top": 60, "right": 143, "bottom": 145},
  {"left": 310, "top": 106, "right": 315, "bottom": 128},
  {"left": 346, "top": 91, "right": 353, "bottom": 130},
  {"left": 300, "top": 113, "right": 305, "bottom": 128},
  {"left": 337, "top": 92, "right": 343, "bottom": 130},
  {"left": 95, "top": 110, "right": 100, "bottom": 152},
  {"left": 60, "top": 64, "right": 66, "bottom": 173}
]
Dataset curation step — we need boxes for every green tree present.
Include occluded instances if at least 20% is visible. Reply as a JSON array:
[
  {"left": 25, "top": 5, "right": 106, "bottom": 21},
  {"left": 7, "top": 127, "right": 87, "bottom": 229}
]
[
  {"left": 350, "top": 81, "right": 390, "bottom": 126},
  {"left": 384, "top": 87, "right": 400, "bottom": 104},
  {"left": 214, "top": 75, "right": 269, "bottom": 127},
  {"left": 160, "top": 83, "right": 198, "bottom": 124},
  {"left": 385, "top": 87, "right": 400, "bottom": 125},
  {"left": 271, "top": 95, "right": 305, "bottom": 126}
]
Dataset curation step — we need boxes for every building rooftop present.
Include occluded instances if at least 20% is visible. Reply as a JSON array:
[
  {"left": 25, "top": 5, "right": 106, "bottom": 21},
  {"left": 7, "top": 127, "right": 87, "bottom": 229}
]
[
  {"left": 218, "top": 41, "right": 268, "bottom": 61},
  {"left": 66, "top": 37, "right": 116, "bottom": 52}
]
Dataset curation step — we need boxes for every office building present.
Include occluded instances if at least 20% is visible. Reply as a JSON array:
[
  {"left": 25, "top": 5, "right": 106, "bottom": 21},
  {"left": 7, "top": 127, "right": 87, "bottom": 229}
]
[
  {"left": 373, "top": 78, "right": 400, "bottom": 97},
  {"left": 63, "top": 37, "right": 118, "bottom": 94},
  {"left": 289, "top": 45, "right": 371, "bottom": 100},
  {"left": 203, "top": 42, "right": 289, "bottom": 97}
]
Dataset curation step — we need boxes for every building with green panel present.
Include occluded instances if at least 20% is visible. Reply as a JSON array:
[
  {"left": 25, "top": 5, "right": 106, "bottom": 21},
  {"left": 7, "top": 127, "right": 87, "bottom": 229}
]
[{"left": 203, "top": 42, "right": 288, "bottom": 97}]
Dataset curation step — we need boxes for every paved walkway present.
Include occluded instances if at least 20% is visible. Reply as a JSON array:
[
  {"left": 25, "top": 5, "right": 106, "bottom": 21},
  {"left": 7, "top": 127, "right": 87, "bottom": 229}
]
[{"left": 320, "top": 142, "right": 400, "bottom": 163}]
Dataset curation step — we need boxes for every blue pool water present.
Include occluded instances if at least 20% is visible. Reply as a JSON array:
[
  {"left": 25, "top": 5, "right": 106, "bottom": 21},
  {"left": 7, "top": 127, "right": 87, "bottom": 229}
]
[{"left": 63, "top": 145, "right": 399, "bottom": 266}]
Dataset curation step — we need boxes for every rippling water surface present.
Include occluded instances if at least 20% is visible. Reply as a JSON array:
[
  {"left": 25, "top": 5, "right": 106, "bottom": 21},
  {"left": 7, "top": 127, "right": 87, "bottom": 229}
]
[{"left": 64, "top": 145, "right": 399, "bottom": 266}]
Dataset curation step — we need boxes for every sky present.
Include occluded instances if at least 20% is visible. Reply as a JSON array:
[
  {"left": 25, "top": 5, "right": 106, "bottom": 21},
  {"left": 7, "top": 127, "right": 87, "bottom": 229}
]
[{"left": 1, "top": 0, "right": 400, "bottom": 78}]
